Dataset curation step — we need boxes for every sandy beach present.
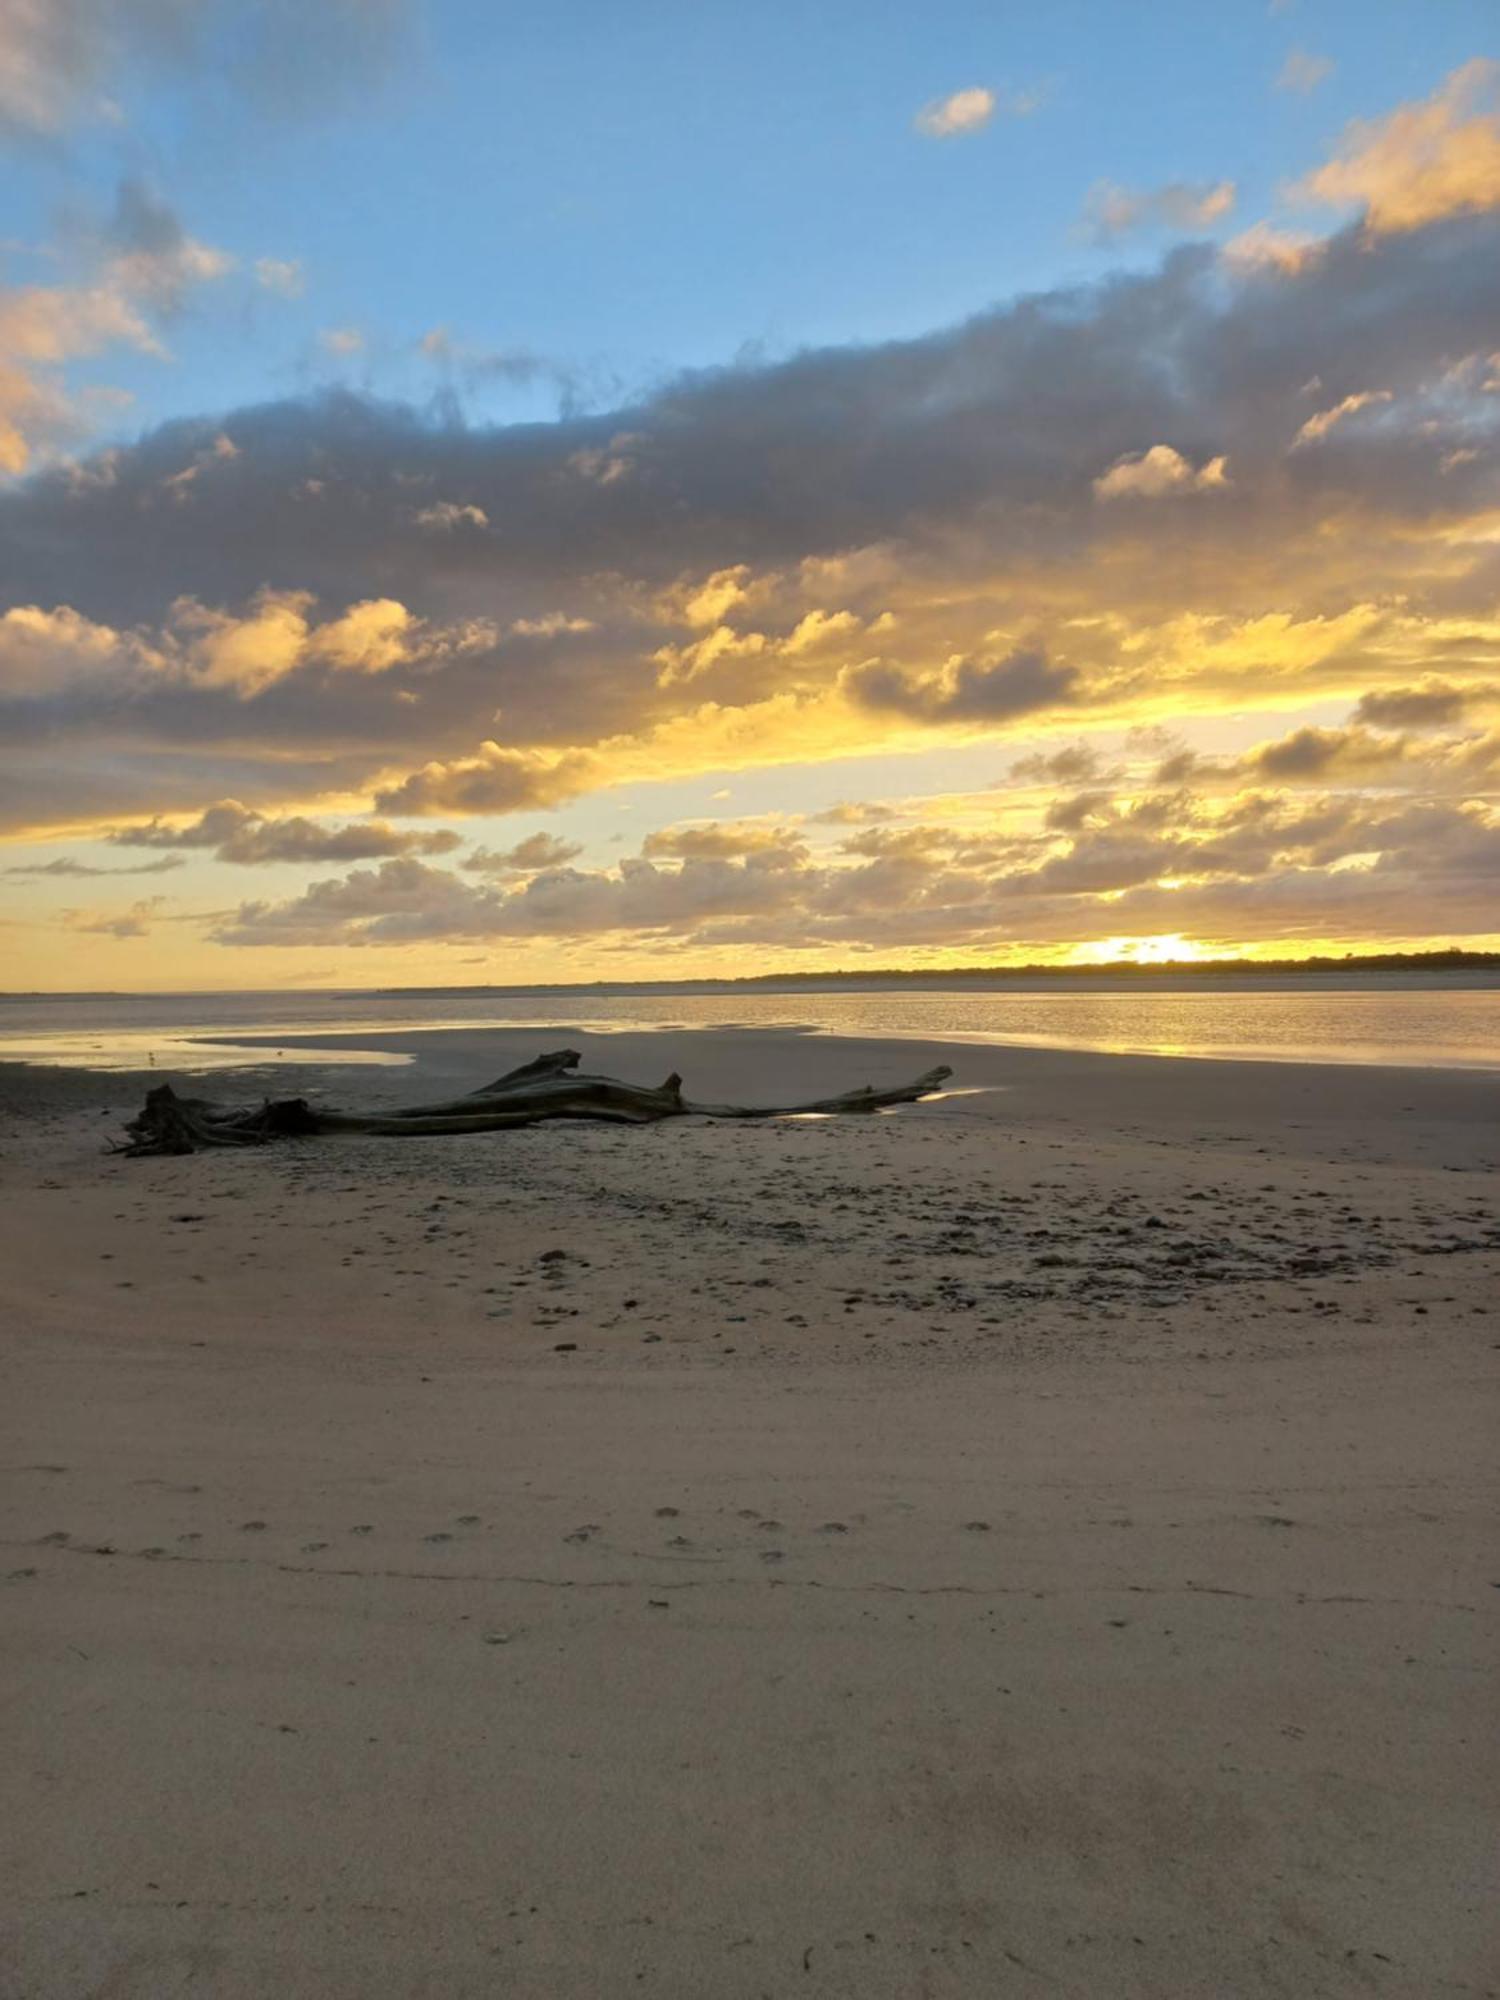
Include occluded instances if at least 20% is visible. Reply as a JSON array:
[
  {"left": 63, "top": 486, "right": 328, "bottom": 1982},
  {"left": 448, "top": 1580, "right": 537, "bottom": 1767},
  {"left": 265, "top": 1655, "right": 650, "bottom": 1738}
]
[{"left": 2, "top": 1028, "right": 1497, "bottom": 1999}]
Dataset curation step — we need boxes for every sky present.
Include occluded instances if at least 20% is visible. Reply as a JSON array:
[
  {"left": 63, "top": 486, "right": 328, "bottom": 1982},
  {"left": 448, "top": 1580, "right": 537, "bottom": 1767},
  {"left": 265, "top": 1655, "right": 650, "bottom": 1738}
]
[{"left": 1, "top": 0, "right": 1498, "bottom": 990}]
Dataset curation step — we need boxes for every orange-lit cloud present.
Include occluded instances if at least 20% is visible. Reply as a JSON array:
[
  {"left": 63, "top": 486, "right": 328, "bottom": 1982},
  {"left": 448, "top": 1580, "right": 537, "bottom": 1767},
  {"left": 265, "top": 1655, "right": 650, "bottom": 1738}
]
[
  {"left": 1292, "top": 58, "right": 1500, "bottom": 234},
  {"left": 914, "top": 87, "right": 996, "bottom": 138},
  {"left": 1081, "top": 178, "right": 1236, "bottom": 240}
]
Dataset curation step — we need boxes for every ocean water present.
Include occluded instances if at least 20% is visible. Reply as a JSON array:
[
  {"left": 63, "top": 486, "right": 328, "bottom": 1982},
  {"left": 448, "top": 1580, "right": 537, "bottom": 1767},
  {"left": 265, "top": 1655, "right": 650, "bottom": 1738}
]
[{"left": 0, "top": 977, "right": 1497, "bottom": 1073}]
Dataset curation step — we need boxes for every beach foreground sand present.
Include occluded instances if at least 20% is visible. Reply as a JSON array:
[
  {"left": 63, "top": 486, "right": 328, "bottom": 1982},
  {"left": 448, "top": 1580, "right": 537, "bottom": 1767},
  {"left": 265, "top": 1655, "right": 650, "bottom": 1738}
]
[{"left": 2, "top": 1029, "right": 1497, "bottom": 1998}]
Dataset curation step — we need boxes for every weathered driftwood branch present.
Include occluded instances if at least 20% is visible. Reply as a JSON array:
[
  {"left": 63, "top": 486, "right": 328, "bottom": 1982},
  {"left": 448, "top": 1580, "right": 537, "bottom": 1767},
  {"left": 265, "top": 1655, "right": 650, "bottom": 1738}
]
[{"left": 116, "top": 1047, "right": 954, "bottom": 1156}]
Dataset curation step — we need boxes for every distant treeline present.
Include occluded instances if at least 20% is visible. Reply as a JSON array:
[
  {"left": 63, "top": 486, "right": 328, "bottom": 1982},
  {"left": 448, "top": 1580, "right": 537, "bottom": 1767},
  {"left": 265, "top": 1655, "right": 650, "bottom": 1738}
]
[
  {"left": 727, "top": 948, "right": 1500, "bottom": 984},
  {"left": 364, "top": 947, "right": 1500, "bottom": 999}
]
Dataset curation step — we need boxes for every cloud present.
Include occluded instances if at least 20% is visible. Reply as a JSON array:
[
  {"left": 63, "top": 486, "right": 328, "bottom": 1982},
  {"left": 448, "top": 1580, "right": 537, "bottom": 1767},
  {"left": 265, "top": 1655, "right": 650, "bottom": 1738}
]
[
  {"left": 1354, "top": 681, "right": 1480, "bottom": 729},
  {"left": 1222, "top": 220, "right": 1324, "bottom": 273},
  {"left": 101, "top": 177, "right": 232, "bottom": 312},
  {"left": 1276, "top": 49, "right": 1334, "bottom": 96},
  {"left": 1008, "top": 744, "right": 1116, "bottom": 787},
  {"left": 508, "top": 612, "right": 595, "bottom": 638},
  {"left": 462, "top": 832, "right": 584, "bottom": 875},
  {"left": 914, "top": 87, "right": 995, "bottom": 138},
  {"left": 202, "top": 776, "right": 1500, "bottom": 955},
  {"left": 1093, "top": 445, "right": 1229, "bottom": 499},
  {"left": 254, "top": 256, "right": 304, "bottom": 297},
  {"left": 1249, "top": 723, "right": 1412, "bottom": 780},
  {"left": 0, "top": 0, "right": 411, "bottom": 144},
  {"left": 3, "top": 853, "right": 183, "bottom": 877},
  {"left": 1082, "top": 179, "right": 1236, "bottom": 241},
  {"left": 110, "top": 799, "right": 462, "bottom": 864},
  {"left": 417, "top": 325, "right": 607, "bottom": 413},
  {"left": 415, "top": 500, "right": 488, "bottom": 531},
  {"left": 3, "top": 197, "right": 1500, "bottom": 845},
  {"left": 0, "top": 180, "right": 231, "bottom": 473},
  {"left": 0, "top": 589, "right": 437, "bottom": 703},
  {"left": 1291, "top": 58, "right": 1500, "bottom": 234},
  {"left": 319, "top": 327, "right": 364, "bottom": 356},
  {"left": 0, "top": 0, "right": 184, "bottom": 141},
  {"left": 68, "top": 894, "right": 168, "bottom": 938},
  {"left": 810, "top": 802, "right": 898, "bottom": 826},
  {"left": 642, "top": 822, "right": 808, "bottom": 862},
  {"left": 373, "top": 744, "right": 602, "bottom": 817},
  {"left": 844, "top": 648, "right": 1076, "bottom": 723},
  {"left": 1291, "top": 389, "right": 1392, "bottom": 448}
]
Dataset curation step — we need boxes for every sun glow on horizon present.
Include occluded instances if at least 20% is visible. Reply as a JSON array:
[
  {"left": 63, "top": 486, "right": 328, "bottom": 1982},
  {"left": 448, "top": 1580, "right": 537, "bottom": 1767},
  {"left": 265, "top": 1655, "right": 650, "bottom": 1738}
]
[{"left": 1070, "top": 935, "right": 1213, "bottom": 967}]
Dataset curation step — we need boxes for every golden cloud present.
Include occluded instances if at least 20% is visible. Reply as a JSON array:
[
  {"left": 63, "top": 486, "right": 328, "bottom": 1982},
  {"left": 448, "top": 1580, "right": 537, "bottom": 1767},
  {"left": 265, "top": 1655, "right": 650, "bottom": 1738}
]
[{"left": 1292, "top": 58, "right": 1500, "bottom": 234}]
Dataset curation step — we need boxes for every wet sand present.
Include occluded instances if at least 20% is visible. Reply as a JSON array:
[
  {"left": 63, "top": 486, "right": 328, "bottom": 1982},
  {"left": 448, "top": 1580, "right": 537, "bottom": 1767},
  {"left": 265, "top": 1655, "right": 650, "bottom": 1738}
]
[{"left": 2, "top": 1030, "right": 1497, "bottom": 1997}]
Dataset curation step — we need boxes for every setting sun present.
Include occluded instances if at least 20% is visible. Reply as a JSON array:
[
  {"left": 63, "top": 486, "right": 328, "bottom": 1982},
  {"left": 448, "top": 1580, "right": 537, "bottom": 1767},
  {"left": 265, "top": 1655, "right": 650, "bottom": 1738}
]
[{"left": 1071, "top": 935, "right": 1212, "bottom": 967}]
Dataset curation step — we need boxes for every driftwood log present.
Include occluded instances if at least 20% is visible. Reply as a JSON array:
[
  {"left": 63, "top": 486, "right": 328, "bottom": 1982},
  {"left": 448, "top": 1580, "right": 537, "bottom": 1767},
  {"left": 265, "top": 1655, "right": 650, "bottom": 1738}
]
[{"left": 117, "top": 1047, "right": 954, "bottom": 1156}]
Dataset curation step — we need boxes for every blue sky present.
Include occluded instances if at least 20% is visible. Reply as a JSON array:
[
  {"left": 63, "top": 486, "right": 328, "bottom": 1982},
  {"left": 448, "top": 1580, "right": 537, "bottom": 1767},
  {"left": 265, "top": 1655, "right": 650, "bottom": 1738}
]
[{"left": 6, "top": 0, "right": 1494, "bottom": 440}]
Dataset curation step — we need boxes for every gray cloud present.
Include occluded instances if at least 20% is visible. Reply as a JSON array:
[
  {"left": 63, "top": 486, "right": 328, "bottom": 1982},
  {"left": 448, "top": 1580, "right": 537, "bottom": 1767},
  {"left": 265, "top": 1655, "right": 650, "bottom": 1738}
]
[
  {"left": 110, "top": 799, "right": 462, "bottom": 863},
  {"left": 462, "top": 832, "right": 583, "bottom": 874},
  {"left": 67, "top": 894, "right": 168, "bottom": 937},
  {"left": 1353, "top": 681, "right": 1483, "bottom": 729},
  {"left": 2, "top": 852, "right": 184, "bottom": 877},
  {"left": 1251, "top": 725, "right": 1412, "bottom": 780},
  {"left": 203, "top": 780, "right": 1500, "bottom": 955},
  {"left": 0, "top": 0, "right": 410, "bottom": 144},
  {"left": 641, "top": 823, "right": 808, "bottom": 862},
  {"left": 371, "top": 747, "right": 602, "bottom": 820},
  {"left": 844, "top": 648, "right": 1076, "bottom": 723},
  {"left": 1007, "top": 743, "right": 1117, "bottom": 787},
  {"left": 2, "top": 211, "right": 1499, "bottom": 831}
]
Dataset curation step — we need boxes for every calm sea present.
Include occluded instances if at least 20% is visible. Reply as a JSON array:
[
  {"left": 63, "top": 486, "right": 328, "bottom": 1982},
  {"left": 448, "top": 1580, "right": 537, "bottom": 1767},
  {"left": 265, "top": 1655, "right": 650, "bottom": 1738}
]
[{"left": 0, "top": 977, "right": 1497, "bottom": 1073}]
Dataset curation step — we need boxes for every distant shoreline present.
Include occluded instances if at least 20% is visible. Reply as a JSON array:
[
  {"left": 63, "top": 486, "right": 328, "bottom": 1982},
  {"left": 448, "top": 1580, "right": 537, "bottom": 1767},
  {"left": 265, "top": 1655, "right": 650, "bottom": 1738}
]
[{"left": 4, "top": 947, "right": 1500, "bottom": 1004}]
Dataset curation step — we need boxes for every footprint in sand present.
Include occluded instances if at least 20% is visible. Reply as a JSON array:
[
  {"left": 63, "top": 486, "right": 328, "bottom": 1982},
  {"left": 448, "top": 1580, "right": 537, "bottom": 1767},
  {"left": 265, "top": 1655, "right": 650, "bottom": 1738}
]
[
  {"left": 456, "top": 1514, "right": 481, "bottom": 1526},
  {"left": 349, "top": 1525, "right": 374, "bottom": 1536},
  {"left": 424, "top": 1532, "right": 453, "bottom": 1543},
  {"left": 563, "top": 1525, "right": 600, "bottom": 1544},
  {"left": 655, "top": 1506, "right": 680, "bottom": 1519},
  {"left": 240, "top": 1521, "right": 267, "bottom": 1533},
  {"left": 301, "top": 1541, "right": 328, "bottom": 1553}
]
